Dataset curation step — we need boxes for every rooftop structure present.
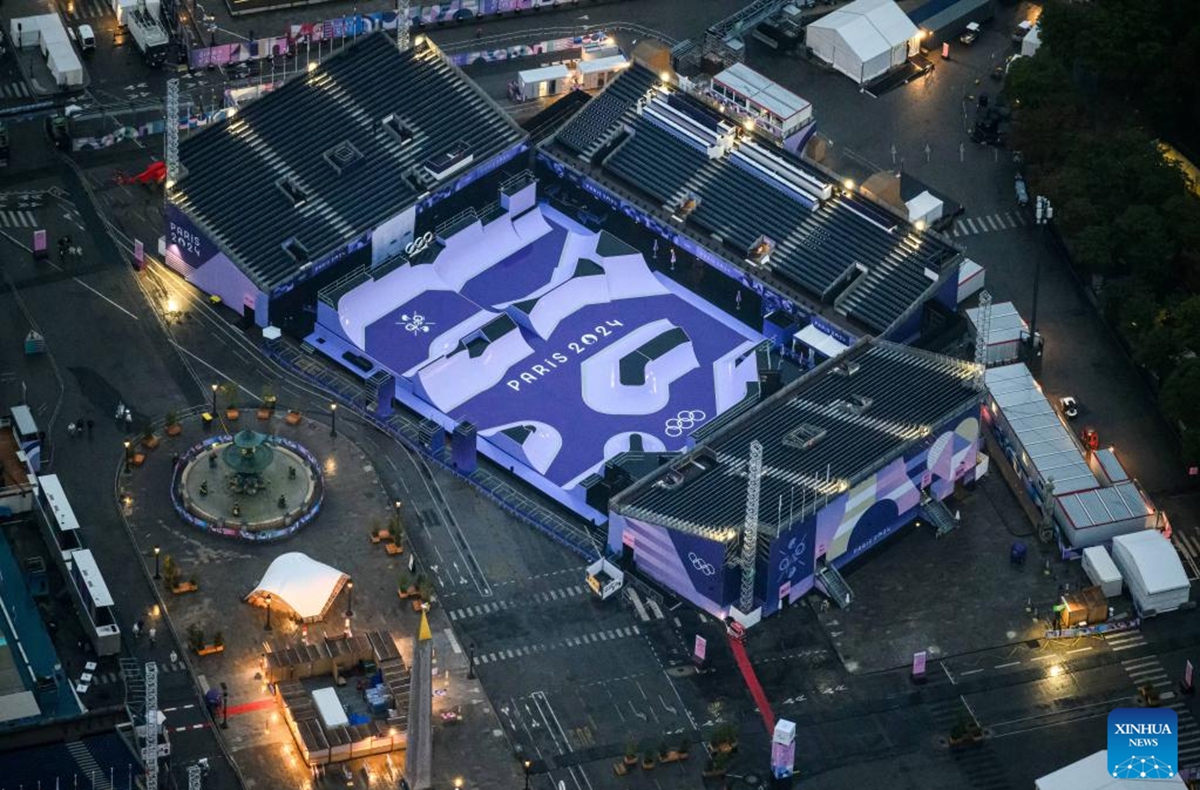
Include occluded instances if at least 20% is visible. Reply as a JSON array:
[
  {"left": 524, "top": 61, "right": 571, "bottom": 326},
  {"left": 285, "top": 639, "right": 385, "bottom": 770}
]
[
  {"left": 805, "top": 0, "right": 919, "bottom": 84},
  {"left": 983, "top": 364, "right": 1095, "bottom": 496},
  {"left": 711, "top": 62, "right": 813, "bottom": 138},
  {"left": 550, "top": 68, "right": 959, "bottom": 335},
  {"left": 171, "top": 33, "right": 525, "bottom": 294},
  {"left": 612, "top": 339, "right": 978, "bottom": 539}
]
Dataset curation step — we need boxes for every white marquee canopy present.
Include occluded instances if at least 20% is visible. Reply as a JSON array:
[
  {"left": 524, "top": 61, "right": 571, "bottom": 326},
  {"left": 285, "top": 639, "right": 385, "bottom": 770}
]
[{"left": 246, "top": 552, "right": 349, "bottom": 623}]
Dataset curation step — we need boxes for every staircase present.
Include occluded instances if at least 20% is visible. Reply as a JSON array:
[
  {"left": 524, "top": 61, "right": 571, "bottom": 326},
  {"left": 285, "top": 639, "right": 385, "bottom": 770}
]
[
  {"left": 66, "top": 741, "right": 112, "bottom": 790},
  {"left": 815, "top": 561, "right": 854, "bottom": 608},
  {"left": 120, "top": 657, "right": 144, "bottom": 717},
  {"left": 924, "top": 494, "right": 959, "bottom": 538}
]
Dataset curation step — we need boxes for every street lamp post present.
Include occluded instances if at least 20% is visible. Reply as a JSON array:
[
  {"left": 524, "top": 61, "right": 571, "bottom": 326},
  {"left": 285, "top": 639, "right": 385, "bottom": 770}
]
[
  {"left": 124, "top": 440, "right": 132, "bottom": 473},
  {"left": 346, "top": 580, "right": 354, "bottom": 618},
  {"left": 454, "top": 778, "right": 463, "bottom": 790},
  {"left": 220, "top": 682, "right": 229, "bottom": 729},
  {"left": 467, "top": 642, "right": 475, "bottom": 680},
  {"left": 264, "top": 593, "right": 274, "bottom": 631},
  {"left": 153, "top": 545, "right": 161, "bottom": 579},
  {"left": 523, "top": 760, "right": 532, "bottom": 790},
  {"left": 1028, "top": 196, "right": 1053, "bottom": 360},
  {"left": 210, "top": 383, "right": 218, "bottom": 414},
  {"left": 330, "top": 403, "right": 337, "bottom": 437}
]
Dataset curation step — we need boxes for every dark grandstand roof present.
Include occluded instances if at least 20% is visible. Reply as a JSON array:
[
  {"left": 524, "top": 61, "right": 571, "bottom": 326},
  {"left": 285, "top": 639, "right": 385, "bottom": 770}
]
[
  {"left": 551, "top": 68, "right": 960, "bottom": 333},
  {"left": 173, "top": 34, "right": 525, "bottom": 292},
  {"left": 611, "top": 340, "right": 977, "bottom": 542}
]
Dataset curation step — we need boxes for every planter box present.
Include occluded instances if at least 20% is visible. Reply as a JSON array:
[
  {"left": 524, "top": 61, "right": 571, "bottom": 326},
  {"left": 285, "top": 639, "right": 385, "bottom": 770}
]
[
  {"left": 142, "top": 435, "right": 160, "bottom": 450},
  {"left": 166, "top": 423, "right": 182, "bottom": 437},
  {"left": 285, "top": 411, "right": 302, "bottom": 426},
  {"left": 640, "top": 759, "right": 655, "bottom": 770},
  {"left": 411, "top": 599, "right": 425, "bottom": 612},
  {"left": 225, "top": 409, "right": 240, "bottom": 421},
  {"left": 949, "top": 732, "right": 983, "bottom": 748},
  {"left": 257, "top": 408, "right": 271, "bottom": 421},
  {"left": 131, "top": 453, "right": 146, "bottom": 467},
  {"left": 196, "top": 645, "right": 225, "bottom": 656},
  {"left": 398, "top": 588, "right": 419, "bottom": 600},
  {"left": 612, "top": 762, "right": 629, "bottom": 776},
  {"left": 172, "top": 582, "right": 198, "bottom": 595},
  {"left": 385, "top": 542, "right": 404, "bottom": 555}
]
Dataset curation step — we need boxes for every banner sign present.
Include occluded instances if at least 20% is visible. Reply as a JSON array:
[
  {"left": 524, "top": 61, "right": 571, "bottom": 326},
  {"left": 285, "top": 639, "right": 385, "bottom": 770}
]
[
  {"left": 33, "top": 229, "right": 47, "bottom": 253},
  {"left": 912, "top": 650, "right": 927, "bottom": 678},
  {"left": 693, "top": 635, "right": 707, "bottom": 662},
  {"left": 134, "top": 239, "right": 145, "bottom": 267}
]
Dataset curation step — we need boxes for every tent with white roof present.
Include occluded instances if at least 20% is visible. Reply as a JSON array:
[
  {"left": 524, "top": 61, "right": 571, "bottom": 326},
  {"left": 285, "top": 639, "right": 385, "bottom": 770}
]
[
  {"left": 246, "top": 552, "right": 350, "bottom": 623},
  {"left": 805, "top": 0, "right": 919, "bottom": 84}
]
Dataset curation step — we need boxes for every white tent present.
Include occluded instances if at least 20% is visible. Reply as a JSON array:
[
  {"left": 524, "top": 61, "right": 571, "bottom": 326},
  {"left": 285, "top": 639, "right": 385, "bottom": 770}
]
[
  {"left": 246, "top": 552, "right": 350, "bottom": 623},
  {"left": 47, "top": 41, "right": 83, "bottom": 87},
  {"left": 805, "top": 0, "right": 918, "bottom": 84},
  {"left": 1111, "top": 530, "right": 1190, "bottom": 616},
  {"left": 1036, "top": 750, "right": 1185, "bottom": 789}
]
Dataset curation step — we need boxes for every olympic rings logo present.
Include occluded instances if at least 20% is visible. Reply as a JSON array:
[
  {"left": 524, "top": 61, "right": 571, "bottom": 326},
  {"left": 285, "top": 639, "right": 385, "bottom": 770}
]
[
  {"left": 405, "top": 231, "right": 435, "bottom": 257},
  {"left": 688, "top": 551, "right": 716, "bottom": 576},
  {"left": 664, "top": 409, "right": 707, "bottom": 438}
]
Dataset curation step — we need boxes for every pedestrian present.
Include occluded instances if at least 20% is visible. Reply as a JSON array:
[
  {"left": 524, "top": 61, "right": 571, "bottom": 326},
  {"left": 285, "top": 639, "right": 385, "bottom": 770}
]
[
  {"left": 652, "top": 238, "right": 658, "bottom": 259},
  {"left": 115, "top": 402, "right": 125, "bottom": 421},
  {"left": 125, "top": 410, "right": 133, "bottom": 428},
  {"left": 86, "top": 419, "right": 94, "bottom": 438},
  {"left": 670, "top": 248, "right": 676, "bottom": 271},
  {"left": 149, "top": 627, "right": 156, "bottom": 646},
  {"left": 133, "top": 622, "right": 141, "bottom": 639},
  {"left": 169, "top": 649, "right": 178, "bottom": 664},
  {"left": 735, "top": 290, "right": 742, "bottom": 310},
  {"left": 68, "top": 422, "right": 76, "bottom": 437}
]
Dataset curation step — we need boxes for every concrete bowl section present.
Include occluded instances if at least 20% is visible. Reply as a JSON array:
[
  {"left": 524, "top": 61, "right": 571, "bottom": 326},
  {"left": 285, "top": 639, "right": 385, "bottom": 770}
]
[{"left": 172, "top": 434, "right": 324, "bottom": 541}]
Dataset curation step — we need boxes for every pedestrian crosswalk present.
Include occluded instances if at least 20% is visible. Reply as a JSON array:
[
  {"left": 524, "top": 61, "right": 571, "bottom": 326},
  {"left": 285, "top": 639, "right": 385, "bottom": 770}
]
[
  {"left": 1121, "top": 655, "right": 1200, "bottom": 767},
  {"left": 0, "top": 210, "right": 37, "bottom": 228},
  {"left": 448, "top": 584, "right": 589, "bottom": 621},
  {"left": 474, "top": 625, "right": 641, "bottom": 665},
  {"left": 1173, "top": 530, "right": 1200, "bottom": 581},
  {"left": 0, "top": 82, "right": 32, "bottom": 99},
  {"left": 90, "top": 659, "right": 188, "bottom": 687},
  {"left": 64, "top": 0, "right": 113, "bottom": 22},
  {"left": 950, "top": 211, "right": 1027, "bottom": 238},
  {"left": 1104, "top": 630, "right": 1148, "bottom": 653}
]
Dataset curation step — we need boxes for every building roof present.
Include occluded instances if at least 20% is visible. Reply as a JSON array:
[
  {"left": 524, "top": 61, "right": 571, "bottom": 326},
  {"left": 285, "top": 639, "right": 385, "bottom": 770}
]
[
  {"left": 611, "top": 340, "right": 977, "bottom": 540},
  {"left": 1112, "top": 530, "right": 1189, "bottom": 597},
  {"left": 984, "top": 364, "right": 1097, "bottom": 495},
  {"left": 173, "top": 34, "right": 525, "bottom": 293},
  {"left": 1057, "top": 482, "right": 1154, "bottom": 531},
  {"left": 1036, "top": 751, "right": 1185, "bottom": 790},
  {"left": 809, "top": 0, "right": 917, "bottom": 61},
  {"left": 714, "top": 62, "right": 811, "bottom": 121},
  {"left": 584, "top": 84, "right": 958, "bottom": 332},
  {"left": 966, "top": 301, "right": 1027, "bottom": 346}
]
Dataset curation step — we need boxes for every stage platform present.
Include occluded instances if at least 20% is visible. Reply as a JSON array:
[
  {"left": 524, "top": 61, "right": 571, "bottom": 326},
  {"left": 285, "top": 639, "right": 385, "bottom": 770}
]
[{"left": 311, "top": 200, "right": 764, "bottom": 517}]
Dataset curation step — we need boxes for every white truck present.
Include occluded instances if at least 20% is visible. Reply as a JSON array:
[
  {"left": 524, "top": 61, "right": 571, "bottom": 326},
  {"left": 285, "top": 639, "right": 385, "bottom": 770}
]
[{"left": 115, "top": 0, "right": 167, "bottom": 66}]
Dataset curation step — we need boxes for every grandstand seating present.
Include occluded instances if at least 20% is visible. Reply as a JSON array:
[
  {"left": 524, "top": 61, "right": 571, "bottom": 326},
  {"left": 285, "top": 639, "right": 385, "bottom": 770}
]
[
  {"left": 556, "top": 65, "right": 659, "bottom": 159},
  {"left": 605, "top": 117, "right": 714, "bottom": 206}
]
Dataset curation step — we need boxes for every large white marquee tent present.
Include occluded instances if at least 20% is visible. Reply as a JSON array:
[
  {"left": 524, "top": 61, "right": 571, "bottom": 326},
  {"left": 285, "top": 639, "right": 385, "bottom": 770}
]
[
  {"left": 805, "top": 0, "right": 919, "bottom": 85},
  {"left": 246, "top": 552, "right": 350, "bottom": 623}
]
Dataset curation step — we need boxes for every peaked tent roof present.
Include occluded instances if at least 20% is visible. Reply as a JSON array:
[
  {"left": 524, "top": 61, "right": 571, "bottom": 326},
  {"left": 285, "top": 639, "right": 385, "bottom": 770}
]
[
  {"left": 808, "top": 0, "right": 918, "bottom": 61},
  {"left": 246, "top": 552, "right": 350, "bottom": 622}
]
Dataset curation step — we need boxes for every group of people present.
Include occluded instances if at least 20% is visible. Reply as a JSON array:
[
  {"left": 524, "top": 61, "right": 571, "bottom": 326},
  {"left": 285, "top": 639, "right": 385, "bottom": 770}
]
[
  {"left": 66, "top": 418, "right": 94, "bottom": 437},
  {"left": 57, "top": 235, "right": 82, "bottom": 264}
]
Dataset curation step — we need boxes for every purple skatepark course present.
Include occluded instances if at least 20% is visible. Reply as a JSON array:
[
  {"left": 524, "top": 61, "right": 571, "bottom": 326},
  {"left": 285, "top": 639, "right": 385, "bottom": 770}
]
[{"left": 315, "top": 203, "right": 763, "bottom": 515}]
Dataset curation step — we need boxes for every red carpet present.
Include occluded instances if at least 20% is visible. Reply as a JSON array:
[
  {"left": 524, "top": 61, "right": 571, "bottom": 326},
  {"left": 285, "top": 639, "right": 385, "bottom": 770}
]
[
  {"left": 225, "top": 698, "right": 275, "bottom": 716},
  {"left": 728, "top": 634, "right": 776, "bottom": 734}
]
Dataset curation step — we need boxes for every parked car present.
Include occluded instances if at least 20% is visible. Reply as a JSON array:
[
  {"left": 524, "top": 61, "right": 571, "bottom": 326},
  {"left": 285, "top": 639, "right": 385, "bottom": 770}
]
[
  {"left": 1014, "top": 173, "right": 1029, "bottom": 207},
  {"left": 960, "top": 22, "right": 980, "bottom": 45},
  {"left": 77, "top": 24, "right": 95, "bottom": 52},
  {"left": 1059, "top": 396, "right": 1079, "bottom": 420}
]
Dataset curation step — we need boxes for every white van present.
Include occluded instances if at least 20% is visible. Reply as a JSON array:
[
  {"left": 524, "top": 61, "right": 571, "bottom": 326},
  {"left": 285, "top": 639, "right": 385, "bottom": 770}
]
[{"left": 77, "top": 24, "right": 95, "bottom": 52}]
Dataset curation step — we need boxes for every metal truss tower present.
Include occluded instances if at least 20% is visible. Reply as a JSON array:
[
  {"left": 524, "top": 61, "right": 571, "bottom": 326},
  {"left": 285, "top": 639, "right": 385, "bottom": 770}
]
[
  {"left": 738, "top": 440, "right": 764, "bottom": 613},
  {"left": 973, "top": 289, "right": 992, "bottom": 391},
  {"left": 165, "top": 78, "right": 180, "bottom": 195},
  {"left": 396, "top": 0, "right": 410, "bottom": 52},
  {"left": 143, "top": 661, "right": 159, "bottom": 790}
]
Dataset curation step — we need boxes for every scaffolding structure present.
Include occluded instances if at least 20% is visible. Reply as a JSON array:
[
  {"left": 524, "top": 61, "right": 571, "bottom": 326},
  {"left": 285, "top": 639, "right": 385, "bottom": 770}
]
[{"left": 738, "top": 440, "right": 764, "bottom": 614}]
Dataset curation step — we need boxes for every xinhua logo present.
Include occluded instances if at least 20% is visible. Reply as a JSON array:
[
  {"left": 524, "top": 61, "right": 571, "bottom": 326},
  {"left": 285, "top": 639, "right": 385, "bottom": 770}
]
[{"left": 1108, "top": 707, "right": 1178, "bottom": 780}]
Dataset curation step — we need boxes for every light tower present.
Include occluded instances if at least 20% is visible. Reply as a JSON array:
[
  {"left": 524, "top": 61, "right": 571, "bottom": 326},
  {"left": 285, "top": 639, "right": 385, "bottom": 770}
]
[
  {"left": 396, "top": 0, "right": 410, "bottom": 51},
  {"left": 973, "top": 289, "right": 992, "bottom": 391},
  {"left": 165, "top": 78, "right": 181, "bottom": 197},
  {"left": 143, "top": 661, "right": 159, "bottom": 790},
  {"left": 733, "top": 440, "right": 764, "bottom": 625}
]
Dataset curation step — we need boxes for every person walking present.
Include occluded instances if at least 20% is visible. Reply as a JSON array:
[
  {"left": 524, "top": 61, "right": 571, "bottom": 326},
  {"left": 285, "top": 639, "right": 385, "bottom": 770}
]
[{"left": 148, "top": 627, "right": 157, "bottom": 647}]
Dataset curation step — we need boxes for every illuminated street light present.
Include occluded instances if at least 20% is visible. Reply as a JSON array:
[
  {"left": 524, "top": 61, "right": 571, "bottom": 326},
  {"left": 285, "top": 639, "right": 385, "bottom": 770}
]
[
  {"left": 345, "top": 580, "right": 354, "bottom": 618},
  {"left": 843, "top": 178, "right": 855, "bottom": 192},
  {"left": 153, "top": 545, "right": 161, "bottom": 580},
  {"left": 124, "top": 440, "right": 132, "bottom": 473},
  {"left": 523, "top": 760, "right": 532, "bottom": 790},
  {"left": 454, "top": 778, "right": 463, "bottom": 790},
  {"left": 210, "top": 383, "right": 218, "bottom": 414},
  {"left": 330, "top": 403, "right": 338, "bottom": 437},
  {"left": 265, "top": 593, "right": 274, "bottom": 631}
]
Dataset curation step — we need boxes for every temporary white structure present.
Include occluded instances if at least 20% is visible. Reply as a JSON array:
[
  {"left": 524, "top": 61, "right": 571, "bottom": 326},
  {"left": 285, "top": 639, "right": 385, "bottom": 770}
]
[
  {"left": 966, "top": 301, "right": 1027, "bottom": 366},
  {"left": 517, "top": 64, "right": 571, "bottom": 101},
  {"left": 246, "top": 552, "right": 350, "bottom": 623},
  {"left": 1111, "top": 530, "right": 1190, "bottom": 616},
  {"left": 1021, "top": 23, "right": 1042, "bottom": 57},
  {"left": 904, "top": 190, "right": 943, "bottom": 226},
  {"left": 805, "top": 0, "right": 918, "bottom": 84},
  {"left": 1036, "top": 751, "right": 1185, "bottom": 790},
  {"left": 47, "top": 41, "right": 84, "bottom": 87},
  {"left": 1081, "top": 546, "right": 1123, "bottom": 598},
  {"left": 9, "top": 14, "right": 60, "bottom": 48}
]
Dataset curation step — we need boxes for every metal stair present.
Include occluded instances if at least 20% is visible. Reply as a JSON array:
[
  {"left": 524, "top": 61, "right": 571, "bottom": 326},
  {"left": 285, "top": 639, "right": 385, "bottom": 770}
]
[
  {"left": 815, "top": 561, "right": 854, "bottom": 608},
  {"left": 66, "top": 740, "right": 113, "bottom": 790},
  {"left": 923, "top": 494, "right": 960, "bottom": 538},
  {"left": 120, "top": 657, "right": 144, "bottom": 717}
]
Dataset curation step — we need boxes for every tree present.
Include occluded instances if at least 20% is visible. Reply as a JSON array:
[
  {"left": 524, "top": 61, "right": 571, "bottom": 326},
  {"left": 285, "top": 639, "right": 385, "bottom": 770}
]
[
  {"left": 1115, "top": 205, "right": 1176, "bottom": 291},
  {"left": 1133, "top": 324, "right": 1181, "bottom": 381},
  {"left": 1161, "top": 358, "right": 1200, "bottom": 464},
  {"left": 1071, "top": 225, "right": 1115, "bottom": 276}
]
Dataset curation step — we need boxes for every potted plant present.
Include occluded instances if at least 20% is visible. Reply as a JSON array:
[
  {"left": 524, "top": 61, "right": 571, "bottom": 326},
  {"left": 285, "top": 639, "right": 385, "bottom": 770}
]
[
  {"left": 162, "top": 555, "right": 180, "bottom": 589},
  {"left": 260, "top": 386, "right": 277, "bottom": 418},
  {"left": 640, "top": 750, "right": 655, "bottom": 770},
  {"left": 285, "top": 409, "right": 303, "bottom": 426},
  {"left": 677, "top": 736, "right": 690, "bottom": 758},
  {"left": 710, "top": 723, "right": 738, "bottom": 753},
  {"left": 623, "top": 741, "right": 637, "bottom": 767},
  {"left": 165, "top": 410, "right": 182, "bottom": 437},
  {"left": 187, "top": 624, "right": 205, "bottom": 654},
  {"left": 370, "top": 521, "right": 384, "bottom": 543},
  {"left": 386, "top": 533, "right": 404, "bottom": 555},
  {"left": 213, "top": 630, "right": 224, "bottom": 649},
  {"left": 222, "top": 384, "right": 239, "bottom": 420},
  {"left": 173, "top": 572, "right": 198, "bottom": 595},
  {"left": 397, "top": 572, "right": 415, "bottom": 599},
  {"left": 416, "top": 576, "right": 433, "bottom": 602},
  {"left": 141, "top": 424, "right": 160, "bottom": 450}
]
